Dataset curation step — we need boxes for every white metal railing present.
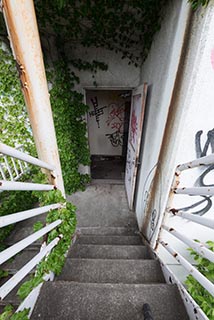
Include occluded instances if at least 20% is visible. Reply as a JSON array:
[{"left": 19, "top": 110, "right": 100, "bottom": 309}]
[
  {"left": 0, "top": 142, "right": 64, "bottom": 317},
  {"left": 0, "top": 144, "right": 29, "bottom": 182},
  {"left": 155, "top": 153, "right": 214, "bottom": 320}
]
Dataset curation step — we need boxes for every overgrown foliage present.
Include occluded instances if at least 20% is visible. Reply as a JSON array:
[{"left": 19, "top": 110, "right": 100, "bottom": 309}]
[
  {"left": 0, "top": 45, "right": 34, "bottom": 154},
  {"left": 185, "top": 240, "right": 214, "bottom": 319},
  {"left": 35, "top": 0, "right": 168, "bottom": 65},
  {"left": 0, "top": 186, "right": 77, "bottom": 319},
  {"left": 33, "top": 0, "right": 170, "bottom": 193},
  {"left": 0, "top": 189, "right": 37, "bottom": 251},
  {"left": 0, "top": 1, "right": 172, "bottom": 194},
  {"left": 48, "top": 62, "right": 91, "bottom": 193},
  {"left": 188, "top": 0, "right": 210, "bottom": 10},
  {"left": 16, "top": 189, "right": 77, "bottom": 301}
]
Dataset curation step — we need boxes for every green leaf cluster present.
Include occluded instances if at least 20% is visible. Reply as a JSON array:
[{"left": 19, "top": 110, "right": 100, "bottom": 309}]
[
  {"left": 0, "top": 45, "right": 35, "bottom": 155},
  {"left": 48, "top": 62, "right": 91, "bottom": 194},
  {"left": 0, "top": 185, "right": 38, "bottom": 251},
  {"left": 188, "top": 0, "right": 210, "bottom": 10},
  {"left": 16, "top": 189, "right": 77, "bottom": 302},
  {"left": 35, "top": 0, "right": 168, "bottom": 64},
  {"left": 0, "top": 303, "right": 29, "bottom": 320},
  {"left": 185, "top": 240, "right": 214, "bottom": 319}
]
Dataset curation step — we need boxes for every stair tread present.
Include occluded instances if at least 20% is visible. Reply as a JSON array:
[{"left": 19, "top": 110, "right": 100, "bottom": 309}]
[
  {"left": 68, "top": 244, "right": 152, "bottom": 260},
  {"left": 2, "top": 249, "right": 40, "bottom": 271},
  {"left": 78, "top": 227, "right": 139, "bottom": 236},
  {"left": 32, "top": 282, "right": 189, "bottom": 320},
  {"left": 57, "top": 258, "right": 165, "bottom": 283},
  {"left": 76, "top": 235, "right": 143, "bottom": 245}
]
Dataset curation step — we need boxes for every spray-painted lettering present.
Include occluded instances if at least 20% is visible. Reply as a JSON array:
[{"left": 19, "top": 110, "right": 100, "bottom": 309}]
[{"left": 89, "top": 97, "right": 106, "bottom": 128}]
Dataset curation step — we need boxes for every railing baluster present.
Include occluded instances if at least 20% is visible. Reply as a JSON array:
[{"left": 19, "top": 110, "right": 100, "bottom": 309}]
[
  {"left": 159, "top": 241, "right": 214, "bottom": 297},
  {"left": 0, "top": 180, "right": 55, "bottom": 191},
  {"left": 0, "top": 220, "right": 62, "bottom": 265},
  {"left": 3, "top": 156, "right": 14, "bottom": 180},
  {"left": 0, "top": 203, "right": 62, "bottom": 227},
  {"left": 0, "top": 237, "right": 61, "bottom": 299},
  {"left": 0, "top": 163, "right": 6, "bottom": 180},
  {"left": 11, "top": 157, "right": 19, "bottom": 177}
]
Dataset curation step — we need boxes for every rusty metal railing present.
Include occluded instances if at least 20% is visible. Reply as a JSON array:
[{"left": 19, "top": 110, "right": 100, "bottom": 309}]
[
  {"left": 0, "top": 142, "right": 63, "bottom": 317},
  {"left": 155, "top": 153, "right": 214, "bottom": 320}
]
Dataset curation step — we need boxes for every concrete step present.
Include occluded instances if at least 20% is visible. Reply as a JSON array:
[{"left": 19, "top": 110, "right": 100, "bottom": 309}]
[
  {"left": 2, "top": 248, "right": 40, "bottom": 272},
  {"left": 5, "top": 227, "right": 42, "bottom": 247},
  {"left": 31, "top": 282, "right": 189, "bottom": 320},
  {"left": 75, "top": 235, "right": 143, "bottom": 245},
  {"left": 57, "top": 259, "right": 165, "bottom": 284},
  {"left": 0, "top": 274, "right": 30, "bottom": 307},
  {"left": 77, "top": 216, "right": 138, "bottom": 228},
  {"left": 68, "top": 244, "right": 152, "bottom": 260},
  {"left": 79, "top": 227, "right": 139, "bottom": 236}
]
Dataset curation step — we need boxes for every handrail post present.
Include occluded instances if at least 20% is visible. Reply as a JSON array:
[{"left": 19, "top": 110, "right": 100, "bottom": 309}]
[{"left": 2, "top": 0, "right": 65, "bottom": 195}]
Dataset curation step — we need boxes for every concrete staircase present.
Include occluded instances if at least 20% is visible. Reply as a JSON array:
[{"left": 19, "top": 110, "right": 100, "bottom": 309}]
[{"left": 31, "top": 185, "right": 189, "bottom": 320}]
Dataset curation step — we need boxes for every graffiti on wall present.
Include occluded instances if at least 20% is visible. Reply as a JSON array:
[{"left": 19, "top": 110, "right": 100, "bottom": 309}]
[
  {"left": 177, "top": 128, "right": 214, "bottom": 216},
  {"left": 106, "top": 103, "right": 125, "bottom": 132},
  {"left": 89, "top": 96, "right": 107, "bottom": 128},
  {"left": 105, "top": 103, "right": 126, "bottom": 147},
  {"left": 105, "top": 131, "right": 124, "bottom": 147},
  {"left": 130, "top": 108, "right": 138, "bottom": 147}
]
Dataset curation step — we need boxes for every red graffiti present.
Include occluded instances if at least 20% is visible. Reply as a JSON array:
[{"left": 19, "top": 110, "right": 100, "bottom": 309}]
[
  {"left": 106, "top": 104, "right": 125, "bottom": 133},
  {"left": 131, "top": 108, "right": 137, "bottom": 144},
  {"left": 211, "top": 48, "right": 214, "bottom": 71},
  {"left": 111, "top": 122, "right": 123, "bottom": 132}
]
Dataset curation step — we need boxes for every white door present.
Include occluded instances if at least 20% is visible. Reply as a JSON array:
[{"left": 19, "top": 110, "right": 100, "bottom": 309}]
[{"left": 125, "top": 83, "right": 148, "bottom": 209}]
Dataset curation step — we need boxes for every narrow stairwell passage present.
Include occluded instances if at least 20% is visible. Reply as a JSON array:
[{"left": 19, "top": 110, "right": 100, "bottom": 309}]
[{"left": 32, "top": 184, "right": 189, "bottom": 319}]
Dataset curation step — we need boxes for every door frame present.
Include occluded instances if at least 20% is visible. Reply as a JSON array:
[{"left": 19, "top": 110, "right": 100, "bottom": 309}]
[{"left": 83, "top": 86, "right": 134, "bottom": 178}]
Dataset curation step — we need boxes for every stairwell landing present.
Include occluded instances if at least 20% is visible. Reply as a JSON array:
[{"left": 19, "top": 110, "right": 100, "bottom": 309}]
[{"left": 32, "top": 184, "right": 189, "bottom": 320}]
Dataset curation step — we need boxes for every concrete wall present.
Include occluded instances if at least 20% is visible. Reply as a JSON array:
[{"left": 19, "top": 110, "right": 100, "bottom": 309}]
[
  {"left": 155, "top": 1, "right": 214, "bottom": 268},
  {"left": 136, "top": 0, "right": 214, "bottom": 291},
  {"left": 135, "top": 0, "right": 191, "bottom": 228},
  {"left": 67, "top": 46, "right": 141, "bottom": 90}
]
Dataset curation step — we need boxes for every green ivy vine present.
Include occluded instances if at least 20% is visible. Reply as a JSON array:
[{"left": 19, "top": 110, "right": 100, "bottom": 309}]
[
  {"left": 0, "top": 45, "right": 34, "bottom": 155},
  {"left": 47, "top": 61, "right": 91, "bottom": 193},
  {"left": 185, "top": 240, "right": 214, "bottom": 319},
  {"left": 188, "top": 0, "right": 210, "bottom": 10},
  {"left": 0, "top": 187, "right": 77, "bottom": 319}
]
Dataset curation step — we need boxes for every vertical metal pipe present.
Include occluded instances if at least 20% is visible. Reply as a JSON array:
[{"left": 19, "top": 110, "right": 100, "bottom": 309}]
[{"left": 2, "top": 0, "right": 65, "bottom": 195}]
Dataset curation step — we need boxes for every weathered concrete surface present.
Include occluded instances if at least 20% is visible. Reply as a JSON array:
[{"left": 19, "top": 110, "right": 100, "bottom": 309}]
[
  {"left": 32, "top": 282, "right": 189, "bottom": 320},
  {"left": 31, "top": 183, "right": 188, "bottom": 319},
  {"left": 75, "top": 235, "right": 143, "bottom": 245},
  {"left": 67, "top": 184, "right": 137, "bottom": 228},
  {"left": 79, "top": 226, "right": 138, "bottom": 235},
  {"left": 57, "top": 259, "right": 165, "bottom": 284}
]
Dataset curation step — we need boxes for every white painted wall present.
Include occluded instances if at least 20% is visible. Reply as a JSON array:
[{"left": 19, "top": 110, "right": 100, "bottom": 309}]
[
  {"left": 156, "top": 1, "right": 214, "bottom": 269},
  {"left": 135, "top": 0, "right": 191, "bottom": 228},
  {"left": 136, "top": 0, "right": 214, "bottom": 292}
]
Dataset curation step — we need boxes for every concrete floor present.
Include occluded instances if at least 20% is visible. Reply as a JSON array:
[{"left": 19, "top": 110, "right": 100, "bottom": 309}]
[{"left": 66, "top": 184, "right": 137, "bottom": 229}]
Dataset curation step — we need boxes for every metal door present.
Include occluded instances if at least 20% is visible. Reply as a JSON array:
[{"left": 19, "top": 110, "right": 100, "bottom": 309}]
[{"left": 125, "top": 83, "right": 148, "bottom": 209}]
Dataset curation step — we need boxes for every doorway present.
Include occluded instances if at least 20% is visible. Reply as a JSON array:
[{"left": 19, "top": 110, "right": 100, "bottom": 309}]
[{"left": 86, "top": 89, "right": 132, "bottom": 181}]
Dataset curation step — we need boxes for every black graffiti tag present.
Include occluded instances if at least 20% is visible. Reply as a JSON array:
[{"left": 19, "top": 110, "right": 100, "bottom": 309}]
[
  {"left": 179, "top": 129, "right": 214, "bottom": 216},
  {"left": 89, "top": 97, "right": 106, "bottom": 128},
  {"left": 105, "top": 131, "right": 124, "bottom": 147}
]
